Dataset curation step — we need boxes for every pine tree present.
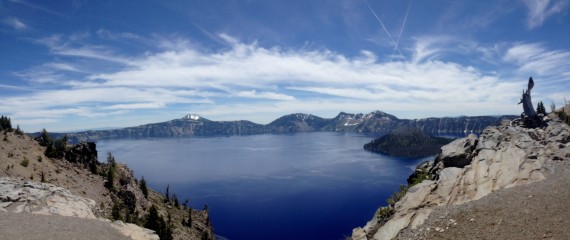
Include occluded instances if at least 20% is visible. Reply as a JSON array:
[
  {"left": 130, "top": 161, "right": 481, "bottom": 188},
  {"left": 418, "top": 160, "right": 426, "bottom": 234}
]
[
  {"left": 0, "top": 116, "right": 12, "bottom": 132},
  {"left": 140, "top": 176, "right": 149, "bottom": 199},
  {"left": 185, "top": 208, "right": 192, "bottom": 227},
  {"left": 105, "top": 165, "right": 115, "bottom": 190},
  {"left": 107, "top": 152, "right": 116, "bottom": 168},
  {"left": 165, "top": 184, "right": 170, "bottom": 203},
  {"left": 39, "top": 128, "right": 52, "bottom": 146},
  {"left": 537, "top": 101, "right": 546, "bottom": 115},
  {"left": 14, "top": 125, "right": 24, "bottom": 136},
  {"left": 172, "top": 193, "right": 180, "bottom": 208},
  {"left": 89, "top": 159, "right": 98, "bottom": 174},
  {"left": 145, "top": 205, "right": 160, "bottom": 231},
  {"left": 112, "top": 202, "right": 121, "bottom": 220}
]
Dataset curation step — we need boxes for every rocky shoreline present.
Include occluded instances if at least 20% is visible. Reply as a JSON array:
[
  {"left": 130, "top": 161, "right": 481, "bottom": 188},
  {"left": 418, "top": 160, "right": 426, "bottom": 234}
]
[{"left": 352, "top": 114, "right": 570, "bottom": 240}]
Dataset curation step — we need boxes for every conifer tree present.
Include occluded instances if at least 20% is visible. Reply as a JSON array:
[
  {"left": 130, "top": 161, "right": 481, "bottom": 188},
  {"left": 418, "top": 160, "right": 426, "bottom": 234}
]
[
  {"left": 89, "top": 159, "right": 98, "bottom": 174},
  {"left": 537, "top": 101, "right": 546, "bottom": 115},
  {"left": 145, "top": 205, "right": 160, "bottom": 231},
  {"left": 140, "top": 176, "right": 149, "bottom": 199},
  {"left": 165, "top": 184, "right": 170, "bottom": 203},
  {"left": 39, "top": 128, "right": 52, "bottom": 147},
  {"left": 15, "top": 125, "right": 24, "bottom": 135}
]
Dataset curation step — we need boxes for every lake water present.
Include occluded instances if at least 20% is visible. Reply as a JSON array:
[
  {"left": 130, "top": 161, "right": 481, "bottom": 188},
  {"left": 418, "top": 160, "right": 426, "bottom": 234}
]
[{"left": 97, "top": 132, "right": 432, "bottom": 240}]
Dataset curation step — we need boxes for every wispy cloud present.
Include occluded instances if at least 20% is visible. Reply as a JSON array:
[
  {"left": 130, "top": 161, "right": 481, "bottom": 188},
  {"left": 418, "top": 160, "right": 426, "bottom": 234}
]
[
  {"left": 523, "top": 0, "right": 569, "bottom": 29},
  {"left": 503, "top": 42, "right": 570, "bottom": 76},
  {"left": 5, "top": 32, "right": 569, "bottom": 131},
  {"left": 3, "top": 17, "right": 27, "bottom": 30},
  {"left": 234, "top": 90, "right": 295, "bottom": 101}
]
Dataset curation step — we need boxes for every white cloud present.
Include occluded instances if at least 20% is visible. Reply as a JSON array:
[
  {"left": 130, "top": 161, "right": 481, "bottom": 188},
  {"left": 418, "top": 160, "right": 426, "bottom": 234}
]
[
  {"left": 3, "top": 17, "right": 27, "bottom": 30},
  {"left": 523, "top": 0, "right": 569, "bottom": 29},
  {"left": 503, "top": 42, "right": 570, "bottom": 76},
  {"left": 234, "top": 90, "right": 295, "bottom": 101},
  {"left": 8, "top": 33, "right": 568, "bottom": 131}
]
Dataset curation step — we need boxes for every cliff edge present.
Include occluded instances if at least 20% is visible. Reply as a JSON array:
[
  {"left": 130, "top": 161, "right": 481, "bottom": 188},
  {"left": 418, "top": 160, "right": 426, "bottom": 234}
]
[{"left": 353, "top": 113, "right": 570, "bottom": 240}]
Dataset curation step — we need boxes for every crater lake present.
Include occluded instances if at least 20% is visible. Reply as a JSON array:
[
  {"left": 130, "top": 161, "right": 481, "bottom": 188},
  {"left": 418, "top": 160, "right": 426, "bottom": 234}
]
[{"left": 97, "top": 132, "right": 432, "bottom": 240}]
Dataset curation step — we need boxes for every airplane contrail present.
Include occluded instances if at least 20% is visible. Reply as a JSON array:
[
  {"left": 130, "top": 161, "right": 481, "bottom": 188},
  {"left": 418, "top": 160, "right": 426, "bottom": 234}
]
[
  {"left": 365, "top": 0, "right": 407, "bottom": 62},
  {"left": 391, "top": 0, "right": 413, "bottom": 61}
]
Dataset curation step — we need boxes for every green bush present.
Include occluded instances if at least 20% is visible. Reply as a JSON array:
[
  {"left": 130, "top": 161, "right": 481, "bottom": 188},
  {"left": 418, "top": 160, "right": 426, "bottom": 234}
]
[
  {"left": 20, "top": 157, "right": 29, "bottom": 167},
  {"left": 408, "top": 172, "right": 432, "bottom": 186},
  {"left": 376, "top": 206, "right": 394, "bottom": 224}
]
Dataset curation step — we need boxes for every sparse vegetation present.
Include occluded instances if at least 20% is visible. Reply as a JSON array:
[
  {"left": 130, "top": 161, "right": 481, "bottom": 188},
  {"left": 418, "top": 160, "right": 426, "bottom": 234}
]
[
  {"left": 144, "top": 205, "right": 173, "bottom": 240},
  {"left": 408, "top": 172, "right": 433, "bottom": 186},
  {"left": 165, "top": 184, "right": 170, "bottom": 203},
  {"left": 20, "top": 157, "right": 29, "bottom": 167},
  {"left": 557, "top": 109, "right": 570, "bottom": 126},
  {"left": 14, "top": 125, "right": 24, "bottom": 136},
  {"left": 0, "top": 115, "right": 13, "bottom": 132},
  {"left": 183, "top": 207, "right": 193, "bottom": 227},
  {"left": 376, "top": 206, "right": 394, "bottom": 224},
  {"left": 112, "top": 201, "right": 121, "bottom": 220},
  {"left": 201, "top": 231, "right": 210, "bottom": 240},
  {"left": 537, "top": 101, "right": 546, "bottom": 115}
]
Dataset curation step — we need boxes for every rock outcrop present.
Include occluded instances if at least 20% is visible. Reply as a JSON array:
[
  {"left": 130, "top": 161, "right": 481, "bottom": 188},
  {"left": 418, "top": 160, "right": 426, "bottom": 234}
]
[
  {"left": 353, "top": 115, "right": 570, "bottom": 240},
  {"left": 0, "top": 177, "right": 158, "bottom": 240}
]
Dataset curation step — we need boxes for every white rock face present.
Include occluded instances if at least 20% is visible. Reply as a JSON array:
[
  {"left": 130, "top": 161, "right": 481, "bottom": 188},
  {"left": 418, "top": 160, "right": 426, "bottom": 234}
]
[
  {"left": 0, "top": 178, "right": 97, "bottom": 218},
  {"left": 354, "top": 118, "right": 570, "bottom": 240},
  {"left": 0, "top": 178, "right": 158, "bottom": 240}
]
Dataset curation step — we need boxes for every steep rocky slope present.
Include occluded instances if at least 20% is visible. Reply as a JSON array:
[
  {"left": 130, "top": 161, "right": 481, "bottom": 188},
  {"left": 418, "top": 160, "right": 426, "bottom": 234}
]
[
  {"left": 352, "top": 113, "right": 570, "bottom": 240},
  {"left": 0, "top": 131, "right": 214, "bottom": 240}
]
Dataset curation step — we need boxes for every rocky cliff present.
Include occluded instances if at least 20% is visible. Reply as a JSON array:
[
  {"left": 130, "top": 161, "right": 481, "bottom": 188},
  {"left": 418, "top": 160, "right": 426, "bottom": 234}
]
[
  {"left": 352, "top": 114, "right": 570, "bottom": 240},
  {"left": 52, "top": 111, "right": 516, "bottom": 142},
  {"left": 0, "top": 130, "right": 214, "bottom": 240}
]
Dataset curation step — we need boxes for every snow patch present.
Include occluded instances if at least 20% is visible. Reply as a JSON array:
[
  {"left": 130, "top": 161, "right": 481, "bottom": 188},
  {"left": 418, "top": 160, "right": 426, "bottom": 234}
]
[{"left": 184, "top": 114, "right": 201, "bottom": 120}]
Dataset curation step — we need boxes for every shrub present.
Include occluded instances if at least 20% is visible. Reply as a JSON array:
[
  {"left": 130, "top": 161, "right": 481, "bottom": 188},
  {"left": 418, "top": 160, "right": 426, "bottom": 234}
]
[
  {"left": 20, "top": 157, "right": 29, "bottom": 167},
  {"left": 201, "top": 231, "right": 210, "bottom": 240},
  {"left": 14, "top": 125, "right": 24, "bottom": 136},
  {"left": 376, "top": 206, "right": 394, "bottom": 224},
  {"left": 112, "top": 202, "right": 121, "bottom": 221},
  {"left": 37, "top": 155, "right": 43, "bottom": 162},
  {"left": 408, "top": 172, "right": 432, "bottom": 187}
]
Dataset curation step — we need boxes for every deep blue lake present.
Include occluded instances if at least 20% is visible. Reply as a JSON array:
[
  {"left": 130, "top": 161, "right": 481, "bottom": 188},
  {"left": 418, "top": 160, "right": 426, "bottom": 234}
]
[{"left": 97, "top": 132, "right": 432, "bottom": 240}]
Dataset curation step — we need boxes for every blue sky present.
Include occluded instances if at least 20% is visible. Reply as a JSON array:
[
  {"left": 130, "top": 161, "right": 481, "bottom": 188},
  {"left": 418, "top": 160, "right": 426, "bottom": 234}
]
[{"left": 1, "top": 0, "right": 569, "bottom": 132}]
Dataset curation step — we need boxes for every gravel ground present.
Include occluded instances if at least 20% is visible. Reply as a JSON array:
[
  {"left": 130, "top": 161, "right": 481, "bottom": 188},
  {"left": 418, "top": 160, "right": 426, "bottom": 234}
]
[
  {"left": 0, "top": 211, "right": 130, "bottom": 240},
  {"left": 396, "top": 160, "right": 570, "bottom": 240}
]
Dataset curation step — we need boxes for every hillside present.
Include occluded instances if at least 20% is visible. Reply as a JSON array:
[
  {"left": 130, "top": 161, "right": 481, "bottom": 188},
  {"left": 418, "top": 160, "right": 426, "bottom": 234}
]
[
  {"left": 0, "top": 129, "right": 214, "bottom": 240},
  {"left": 49, "top": 111, "right": 516, "bottom": 142},
  {"left": 352, "top": 111, "right": 570, "bottom": 240},
  {"left": 363, "top": 127, "right": 453, "bottom": 157}
]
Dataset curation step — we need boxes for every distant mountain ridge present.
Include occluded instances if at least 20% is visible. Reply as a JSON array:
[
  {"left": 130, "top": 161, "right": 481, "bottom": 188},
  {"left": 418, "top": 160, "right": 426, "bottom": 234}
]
[{"left": 51, "top": 110, "right": 517, "bottom": 142}]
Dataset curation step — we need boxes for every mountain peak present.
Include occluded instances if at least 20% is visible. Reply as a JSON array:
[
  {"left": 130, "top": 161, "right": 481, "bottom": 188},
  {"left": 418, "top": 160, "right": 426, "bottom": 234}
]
[{"left": 182, "top": 114, "right": 201, "bottom": 120}]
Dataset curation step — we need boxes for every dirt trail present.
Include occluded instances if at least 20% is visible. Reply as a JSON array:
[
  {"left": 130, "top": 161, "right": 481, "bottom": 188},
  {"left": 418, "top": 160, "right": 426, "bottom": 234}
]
[
  {"left": 396, "top": 160, "right": 570, "bottom": 240},
  {"left": 0, "top": 211, "right": 129, "bottom": 240}
]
